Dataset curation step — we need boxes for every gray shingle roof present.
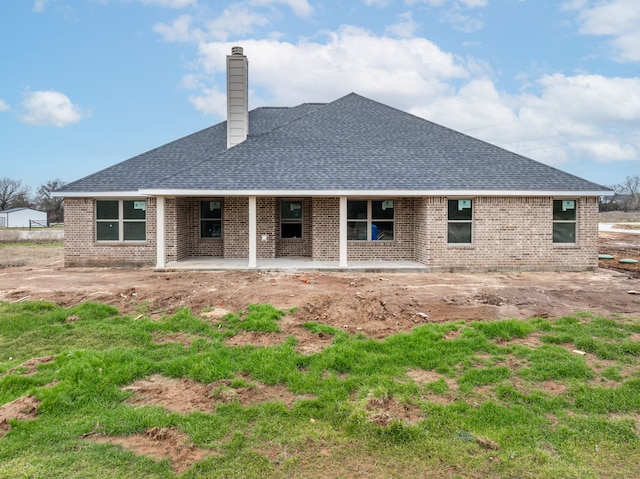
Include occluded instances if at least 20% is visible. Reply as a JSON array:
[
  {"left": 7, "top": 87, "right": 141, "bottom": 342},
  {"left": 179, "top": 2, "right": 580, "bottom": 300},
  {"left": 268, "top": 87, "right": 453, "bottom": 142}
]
[{"left": 59, "top": 93, "right": 607, "bottom": 194}]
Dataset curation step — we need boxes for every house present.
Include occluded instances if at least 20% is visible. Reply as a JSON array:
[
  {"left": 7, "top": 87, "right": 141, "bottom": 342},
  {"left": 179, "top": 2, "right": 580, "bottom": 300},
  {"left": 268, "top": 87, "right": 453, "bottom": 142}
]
[
  {"left": 56, "top": 47, "right": 610, "bottom": 272},
  {"left": 0, "top": 208, "right": 47, "bottom": 228}
]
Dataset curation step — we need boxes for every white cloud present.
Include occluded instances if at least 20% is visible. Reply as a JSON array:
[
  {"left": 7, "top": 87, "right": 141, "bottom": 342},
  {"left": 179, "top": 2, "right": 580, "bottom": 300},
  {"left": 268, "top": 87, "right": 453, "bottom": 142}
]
[
  {"left": 362, "top": 0, "right": 391, "bottom": 6},
  {"left": 154, "top": 14, "right": 200, "bottom": 42},
  {"left": 33, "top": 0, "right": 49, "bottom": 13},
  {"left": 386, "top": 12, "right": 419, "bottom": 38},
  {"left": 204, "top": 4, "right": 270, "bottom": 41},
  {"left": 250, "top": 0, "right": 313, "bottom": 18},
  {"left": 0, "top": 100, "right": 9, "bottom": 112},
  {"left": 137, "top": 0, "right": 197, "bottom": 8},
  {"left": 407, "top": 0, "right": 487, "bottom": 7},
  {"left": 173, "top": 23, "right": 639, "bottom": 169},
  {"left": 155, "top": 7, "right": 270, "bottom": 43},
  {"left": 472, "top": 74, "right": 640, "bottom": 165},
  {"left": 535, "top": 74, "right": 640, "bottom": 123},
  {"left": 439, "top": 9, "right": 484, "bottom": 33},
  {"left": 405, "top": 0, "right": 486, "bottom": 32},
  {"left": 19, "top": 90, "right": 90, "bottom": 127},
  {"left": 573, "top": 0, "right": 640, "bottom": 62},
  {"left": 188, "top": 27, "right": 469, "bottom": 116}
]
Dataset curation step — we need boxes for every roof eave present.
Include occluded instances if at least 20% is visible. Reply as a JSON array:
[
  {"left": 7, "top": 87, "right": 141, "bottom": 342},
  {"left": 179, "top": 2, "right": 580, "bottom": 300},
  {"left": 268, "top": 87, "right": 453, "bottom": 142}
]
[
  {"left": 136, "top": 188, "right": 612, "bottom": 197},
  {"left": 53, "top": 190, "right": 146, "bottom": 198}
]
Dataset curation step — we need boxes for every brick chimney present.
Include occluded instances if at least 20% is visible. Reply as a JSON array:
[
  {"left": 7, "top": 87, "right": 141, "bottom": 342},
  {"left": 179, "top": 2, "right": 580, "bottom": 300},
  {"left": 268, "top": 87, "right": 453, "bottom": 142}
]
[{"left": 226, "top": 46, "right": 249, "bottom": 148}]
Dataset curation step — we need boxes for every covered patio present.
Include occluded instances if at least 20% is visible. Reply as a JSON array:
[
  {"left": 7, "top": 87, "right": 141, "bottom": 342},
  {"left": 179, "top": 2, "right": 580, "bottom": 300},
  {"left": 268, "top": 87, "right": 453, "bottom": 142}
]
[{"left": 160, "top": 256, "right": 428, "bottom": 272}]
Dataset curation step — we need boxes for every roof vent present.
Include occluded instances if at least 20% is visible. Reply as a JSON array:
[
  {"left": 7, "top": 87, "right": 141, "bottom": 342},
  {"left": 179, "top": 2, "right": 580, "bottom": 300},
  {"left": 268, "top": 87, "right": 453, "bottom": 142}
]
[{"left": 231, "top": 46, "right": 244, "bottom": 56}]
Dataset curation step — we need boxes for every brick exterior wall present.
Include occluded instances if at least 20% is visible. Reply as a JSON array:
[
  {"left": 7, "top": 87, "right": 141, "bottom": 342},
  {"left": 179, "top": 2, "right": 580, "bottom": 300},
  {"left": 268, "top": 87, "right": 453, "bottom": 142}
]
[
  {"left": 165, "top": 197, "right": 178, "bottom": 262},
  {"left": 257, "top": 197, "right": 277, "bottom": 258},
  {"left": 311, "top": 197, "right": 340, "bottom": 261},
  {"left": 64, "top": 194, "right": 599, "bottom": 271},
  {"left": 223, "top": 197, "right": 249, "bottom": 258},
  {"left": 64, "top": 197, "right": 157, "bottom": 267},
  {"left": 413, "top": 196, "right": 599, "bottom": 272},
  {"left": 276, "top": 198, "right": 312, "bottom": 257},
  {"left": 181, "top": 198, "right": 224, "bottom": 258}
]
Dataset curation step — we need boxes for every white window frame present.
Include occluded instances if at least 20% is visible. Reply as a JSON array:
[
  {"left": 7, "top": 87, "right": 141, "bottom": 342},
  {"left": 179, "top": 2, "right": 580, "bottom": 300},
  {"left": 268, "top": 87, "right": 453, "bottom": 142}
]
[
  {"left": 95, "top": 199, "right": 147, "bottom": 242},
  {"left": 552, "top": 199, "right": 577, "bottom": 244},
  {"left": 347, "top": 199, "right": 395, "bottom": 241},
  {"left": 447, "top": 198, "right": 473, "bottom": 245}
]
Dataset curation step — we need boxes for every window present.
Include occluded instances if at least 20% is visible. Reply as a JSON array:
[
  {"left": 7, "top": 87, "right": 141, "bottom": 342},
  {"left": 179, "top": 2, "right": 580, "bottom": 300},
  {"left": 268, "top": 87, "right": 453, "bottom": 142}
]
[
  {"left": 448, "top": 199, "right": 473, "bottom": 244},
  {"left": 553, "top": 199, "right": 577, "bottom": 243},
  {"left": 201, "top": 200, "right": 222, "bottom": 238},
  {"left": 281, "top": 200, "right": 303, "bottom": 238},
  {"left": 96, "top": 200, "right": 146, "bottom": 241},
  {"left": 347, "top": 199, "right": 394, "bottom": 241}
]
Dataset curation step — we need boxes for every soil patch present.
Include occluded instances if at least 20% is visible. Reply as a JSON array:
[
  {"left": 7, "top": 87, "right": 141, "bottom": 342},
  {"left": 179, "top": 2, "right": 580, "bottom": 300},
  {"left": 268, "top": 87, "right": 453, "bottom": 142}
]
[
  {"left": 85, "top": 427, "right": 212, "bottom": 473},
  {"left": 2, "top": 355, "right": 55, "bottom": 377},
  {"left": 0, "top": 395, "right": 40, "bottom": 438},
  {"left": 151, "top": 331, "right": 205, "bottom": 348},
  {"left": 123, "top": 374, "right": 314, "bottom": 414},
  {"left": 0, "top": 231, "right": 638, "bottom": 353},
  {"left": 123, "top": 375, "right": 213, "bottom": 414},
  {"left": 598, "top": 231, "right": 640, "bottom": 277},
  {"left": 366, "top": 395, "right": 423, "bottom": 426}
]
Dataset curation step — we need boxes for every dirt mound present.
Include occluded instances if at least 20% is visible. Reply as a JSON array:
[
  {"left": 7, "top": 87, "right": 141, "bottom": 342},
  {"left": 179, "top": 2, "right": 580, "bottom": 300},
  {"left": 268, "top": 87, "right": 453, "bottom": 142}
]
[
  {"left": 0, "top": 395, "right": 39, "bottom": 438},
  {"left": 86, "top": 427, "right": 212, "bottom": 473},
  {"left": 123, "top": 375, "right": 213, "bottom": 414},
  {"left": 123, "top": 374, "right": 314, "bottom": 414},
  {"left": 2, "top": 355, "right": 55, "bottom": 377},
  {"left": 365, "top": 395, "right": 423, "bottom": 426}
]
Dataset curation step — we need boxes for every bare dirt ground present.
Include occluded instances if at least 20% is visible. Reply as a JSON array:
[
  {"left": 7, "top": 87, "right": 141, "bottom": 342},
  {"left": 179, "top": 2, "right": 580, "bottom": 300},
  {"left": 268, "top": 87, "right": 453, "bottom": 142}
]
[
  {"left": 1, "top": 230, "right": 639, "bottom": 473},
  {"left": 0, "top": 231, "right": 639, "bottom": 339}
]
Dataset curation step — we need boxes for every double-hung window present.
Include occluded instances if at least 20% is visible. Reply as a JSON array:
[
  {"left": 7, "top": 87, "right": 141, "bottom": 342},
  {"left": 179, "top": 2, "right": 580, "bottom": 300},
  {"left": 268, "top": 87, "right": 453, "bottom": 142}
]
[
  {"left": 281, "top": 200, "right": 303, "bottom": 239},
  {"left": 553, "top": 199, "right": 577, "bottom": 243},
  {"left": 96, "top": 200, "right": 146, "bottom": 241},
  {"left": 347, "top": 200, "right": 394, "bottom": 241},
  {"left": 200, "top": 200, "right": 223, "bottom": 238},
  {"left": 447, "top": 199, "right": 473, "bottom": 244}
]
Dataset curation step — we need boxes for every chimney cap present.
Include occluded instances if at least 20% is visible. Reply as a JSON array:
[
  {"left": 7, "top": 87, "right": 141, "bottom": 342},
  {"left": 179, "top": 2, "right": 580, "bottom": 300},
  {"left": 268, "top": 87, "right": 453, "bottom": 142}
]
[{"left": 231, "top": 46, "right": 244, "bottom": 56}]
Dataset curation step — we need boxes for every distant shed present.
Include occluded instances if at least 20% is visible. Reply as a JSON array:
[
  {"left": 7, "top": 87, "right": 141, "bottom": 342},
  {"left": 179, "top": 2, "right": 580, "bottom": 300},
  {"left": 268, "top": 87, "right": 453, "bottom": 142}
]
[{"left": 0, "top": 208, "right": 48, "bottom": 228}]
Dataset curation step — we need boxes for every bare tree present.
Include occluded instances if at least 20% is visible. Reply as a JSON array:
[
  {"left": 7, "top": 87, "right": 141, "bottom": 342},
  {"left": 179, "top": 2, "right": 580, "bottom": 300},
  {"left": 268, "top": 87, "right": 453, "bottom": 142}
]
[
  {"left": 36, "top": 179, "right": 66, "bottom": 223},
  {"left": 0, "top": 178, "right": 31, "bottom": 211},
  {"left": 613, "top": 175, "right": 640, "bottom": 211}
]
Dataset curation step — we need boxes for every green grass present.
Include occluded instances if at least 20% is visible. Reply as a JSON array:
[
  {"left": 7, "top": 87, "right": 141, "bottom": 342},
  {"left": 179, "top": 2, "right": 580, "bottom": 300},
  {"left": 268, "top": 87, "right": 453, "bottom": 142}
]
[
  {"left": 1, "top": 302, "right": 640, "bottom": 478},
  {"left": 0, "top": 242, "right": 63, "bottom": 248}
]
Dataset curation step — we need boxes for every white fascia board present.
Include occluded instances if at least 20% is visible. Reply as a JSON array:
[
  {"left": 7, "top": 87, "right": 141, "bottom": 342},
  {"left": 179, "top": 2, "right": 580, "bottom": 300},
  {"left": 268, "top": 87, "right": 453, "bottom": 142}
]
[
  {"left": 53, "top": 191, "right": 146, "bottom": 198},
  {"left": 137, "top": 188, "right": 612, "bottom": 197}
]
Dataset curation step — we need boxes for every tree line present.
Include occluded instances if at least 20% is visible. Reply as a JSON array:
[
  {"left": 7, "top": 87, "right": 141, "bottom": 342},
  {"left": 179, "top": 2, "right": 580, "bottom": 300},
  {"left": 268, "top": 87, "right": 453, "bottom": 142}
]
[
  {"left": 0, "top": 177, "right": 65, "bottom": 223},
  {"left": 602, "top": 175, "right": 640, "bottom": 212}
]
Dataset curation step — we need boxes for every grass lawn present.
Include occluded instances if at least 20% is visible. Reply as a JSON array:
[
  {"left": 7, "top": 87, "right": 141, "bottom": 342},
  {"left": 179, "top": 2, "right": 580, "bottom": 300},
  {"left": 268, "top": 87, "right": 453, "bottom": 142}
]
[{"left": 1, "top": 301, "right": 640, "bottom": 478}]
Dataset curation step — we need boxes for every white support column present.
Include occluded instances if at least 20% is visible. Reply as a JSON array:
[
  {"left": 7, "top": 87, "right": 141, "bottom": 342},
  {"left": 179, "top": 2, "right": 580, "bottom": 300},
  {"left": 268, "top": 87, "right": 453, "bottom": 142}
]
[
  {"left": 155, "top": 196, "right": 166, "bottom": 269},
  {"left": 339, "top": 196, "right": 348, "bottom": 268},
  {"left": 248, "top": 196, "right": 257, "bottom": 268}
]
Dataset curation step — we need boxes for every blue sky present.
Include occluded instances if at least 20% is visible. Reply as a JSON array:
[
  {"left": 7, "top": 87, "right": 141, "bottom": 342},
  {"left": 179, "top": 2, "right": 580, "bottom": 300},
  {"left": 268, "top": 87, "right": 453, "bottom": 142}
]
[{"left": 1, "top": 0, "right": 638, "bottom": 192}]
